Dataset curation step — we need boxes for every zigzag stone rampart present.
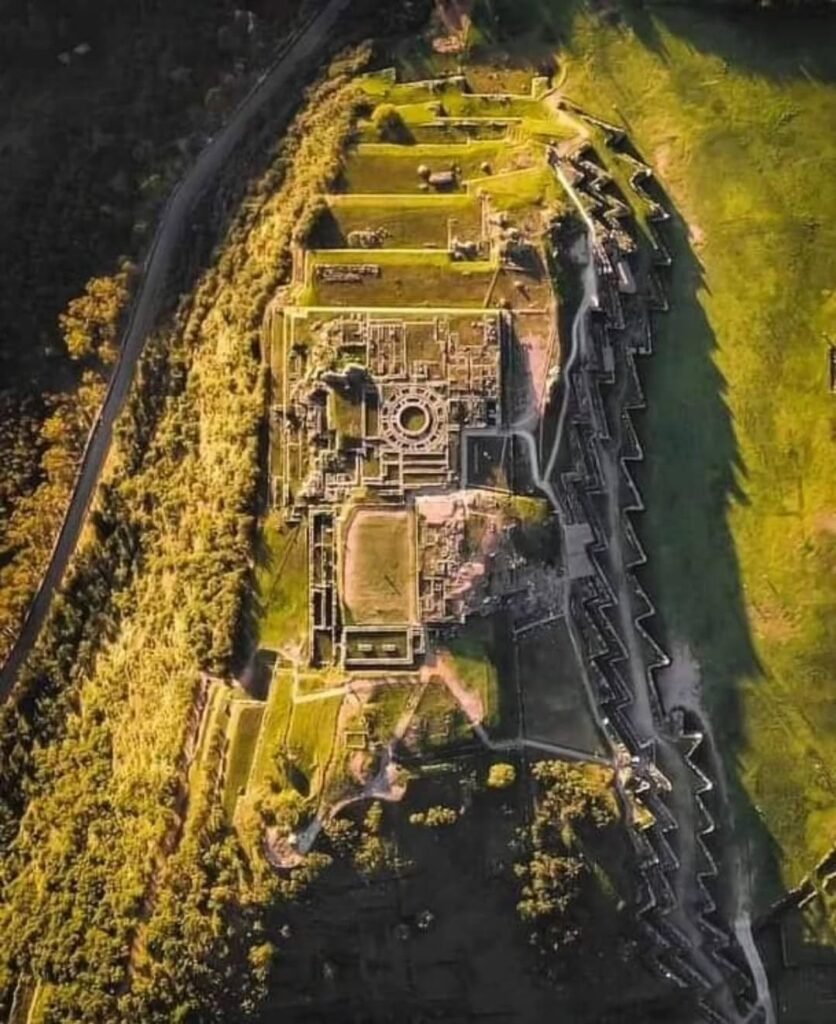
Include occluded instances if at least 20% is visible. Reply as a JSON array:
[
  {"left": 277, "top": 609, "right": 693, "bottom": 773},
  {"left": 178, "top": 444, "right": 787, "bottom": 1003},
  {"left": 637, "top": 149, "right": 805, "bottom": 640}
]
[{"left": 548, "top": 131, "right": 759, "bottom": 1020}]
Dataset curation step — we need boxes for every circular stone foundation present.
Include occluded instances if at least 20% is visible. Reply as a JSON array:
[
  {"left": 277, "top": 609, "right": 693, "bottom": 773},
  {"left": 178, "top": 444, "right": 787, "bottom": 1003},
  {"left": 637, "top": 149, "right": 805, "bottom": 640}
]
[
  {"left": 381, "top": 387, "right": 447, "bottom": 454},
  {"left": 398, "top": 403, "right": 430, "bottom": 436}
]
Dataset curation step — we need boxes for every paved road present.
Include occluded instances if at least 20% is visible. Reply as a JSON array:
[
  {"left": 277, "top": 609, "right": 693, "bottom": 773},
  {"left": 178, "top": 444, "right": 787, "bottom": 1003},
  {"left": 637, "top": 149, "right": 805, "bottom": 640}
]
[{"left": 0, "top": 0, "right": 352, "bottom": 700}]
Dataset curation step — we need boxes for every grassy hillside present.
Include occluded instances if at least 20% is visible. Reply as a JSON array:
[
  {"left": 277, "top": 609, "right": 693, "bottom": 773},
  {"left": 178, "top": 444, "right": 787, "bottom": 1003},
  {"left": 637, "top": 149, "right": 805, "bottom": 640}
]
[{"left": 544, "top": 1, "right": 836, "bottom": 903}]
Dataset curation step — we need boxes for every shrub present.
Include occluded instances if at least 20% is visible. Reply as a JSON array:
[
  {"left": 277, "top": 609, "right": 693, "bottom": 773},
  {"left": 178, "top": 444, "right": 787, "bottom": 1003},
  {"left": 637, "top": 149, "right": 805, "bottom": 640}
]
[
  {"left": 487, "top": 762, "right": 516, "bottom": 789},
  {"left": 409, "top": 805, "right": 458, "bottom": 827},
  {"left": 371, "top": 102, "right": 409, "bottom": 142}
]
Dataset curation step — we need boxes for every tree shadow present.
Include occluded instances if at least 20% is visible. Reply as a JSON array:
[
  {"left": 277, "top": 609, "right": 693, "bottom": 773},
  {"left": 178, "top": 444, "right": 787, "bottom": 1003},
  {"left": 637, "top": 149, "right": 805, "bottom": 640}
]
[
  {"left": 640, "top": 1, "right": 836, "bottom": 84},
  {"left": 473, "top": 0, "right": 836, "bottom": 84},
  {"left": 503, "top": 309, "right": 541, "bottom": 425},
  {"left": 306, "top": 205, "right": 346, "bottom": 248},
  {"left": 232, "top": 506, "right": 273, "bottom": 683},
  {"left": 614, "top": 0, "right": 671, "bottom": 62},
  {"left": 757, "top": 867, "right": 836, "bottom": 1020}
]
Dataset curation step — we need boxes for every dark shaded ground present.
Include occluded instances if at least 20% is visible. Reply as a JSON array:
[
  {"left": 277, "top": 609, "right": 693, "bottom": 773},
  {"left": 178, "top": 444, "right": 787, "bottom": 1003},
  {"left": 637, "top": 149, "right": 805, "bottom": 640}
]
[{"left": 258, "top": 763, "right": 698, "bottom": 1023}]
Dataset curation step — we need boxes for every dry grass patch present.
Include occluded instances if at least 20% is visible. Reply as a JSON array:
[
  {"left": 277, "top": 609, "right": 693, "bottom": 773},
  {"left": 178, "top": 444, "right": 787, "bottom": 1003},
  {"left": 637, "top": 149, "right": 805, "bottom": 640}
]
[{"left": 341, "top": 506, "right": 416, "bottom": 625}]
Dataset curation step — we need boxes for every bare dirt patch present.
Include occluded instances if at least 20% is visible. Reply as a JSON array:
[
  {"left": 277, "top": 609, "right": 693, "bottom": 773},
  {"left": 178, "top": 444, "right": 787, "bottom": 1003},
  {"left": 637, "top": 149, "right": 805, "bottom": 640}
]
[{"left": 421, "top": 649, "right": 486, "bottom": 726}]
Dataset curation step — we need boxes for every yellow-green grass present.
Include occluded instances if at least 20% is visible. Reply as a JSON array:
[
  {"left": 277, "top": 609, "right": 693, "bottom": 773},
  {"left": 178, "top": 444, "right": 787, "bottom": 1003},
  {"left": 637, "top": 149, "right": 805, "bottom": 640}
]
[
  {"left": 516, "top": 115, "right": 576, "bottom": 143},
  {"left": 434, "top": 91, "right": 544, "bottom": 121},
  {"left": 361, "top": 73, "right": 545, "bottom": 120},
  {"left": 357, "top": 119, "right": 511, "bottom": 145},
  {"left": 473, "top": 164, "right": 564, "bottom": 212},
  {"left": 188, "top": 683, "right": 229, "bottom": 799},
  {"left": 414, "top": 681, "right": 474, "bottom": 747},
  {"left": 386, "top": 100, "right": 449, "bottom": 125},
  {"left": 551, "top": 1, "right": 836, "bottom": 902},
  {"left": 328, "top": 387, "right": 363, "bottom": 446},
  {"left": 296, "top": 668, "right": 347, "bottom": 699},
  {"left": 223, "top": 701, "right": 264, "bottom": 818},
  {"left": 337, "top": 140, "right": 536, "bottom": 194},
  {"left": 284, "top": 695, "right": 344, "bottom": 801},
  {"left": 502, "top": 493, "right": 551, "bottom": 526},
  {"left": 492, "top": 263, "right": 554, "bottom": 311},
  {"left": 248, "top": 668, "right": 294, "bottom": 790},
  {"left": 302, "top": 249, "right": 499, "bottom": 308},
  {"left": 372, "top": 88, "right": 540, "bottom": 121},
  {"left": 356, "top": 70, "right": 430, "bottom": 104},
  {"left": 366, "top": 680, "right": 418, "bottom": 743},
  {"left": 313, "top": 193, "right": 483, "bottom": 249},
  {"left": 256, "top": 515, "right": 308, "bottom": 652},
  {"left": 340, "top": 506, "right": 416, "bottom": 625},
  {"left": 358, "top": 102, "right": 567, "bottom": 147}
]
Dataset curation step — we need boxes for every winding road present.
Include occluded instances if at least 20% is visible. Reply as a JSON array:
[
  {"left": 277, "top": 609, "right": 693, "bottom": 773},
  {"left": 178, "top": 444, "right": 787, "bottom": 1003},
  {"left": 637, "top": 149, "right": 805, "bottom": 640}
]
[{"left": 0, "top": 0, "right": 353, "bottom": 700}]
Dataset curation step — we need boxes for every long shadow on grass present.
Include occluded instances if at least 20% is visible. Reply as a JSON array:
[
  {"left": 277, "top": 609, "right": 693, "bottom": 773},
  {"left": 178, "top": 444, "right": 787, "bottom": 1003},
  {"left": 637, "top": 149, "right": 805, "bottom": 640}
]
[
  {"left": 644, "top": 3, "right": 836, "bottom": 84},
  {"left": 473, "top": 1, "right": 836, "bottom": 84},
  {"left": 621, "top": 141, "right": 785, "bottom": 909},
  {"left": 232, "top": 507, "right": 274, "bottom": 688}
]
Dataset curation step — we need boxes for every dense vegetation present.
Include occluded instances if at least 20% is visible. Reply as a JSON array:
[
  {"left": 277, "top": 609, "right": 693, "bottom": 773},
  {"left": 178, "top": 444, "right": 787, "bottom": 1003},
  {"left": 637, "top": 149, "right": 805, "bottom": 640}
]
[
  {"left": 511, "top": 761, "right": 698, "bottom": 1021},
  {"left": 0, "top": 0, "right": 307, "bottom": 664},
  {"left": 1, "top": 0, "right": 832, "bottom": 1018},
  {"left": 0, "top": 49, "right": 368, "bottom": 1021},
  {"left": 0, "top": 272, "right": 131, "bottom": 664},
  {"left": 514, "top": 761, "right": 617, "bottom": 945}
]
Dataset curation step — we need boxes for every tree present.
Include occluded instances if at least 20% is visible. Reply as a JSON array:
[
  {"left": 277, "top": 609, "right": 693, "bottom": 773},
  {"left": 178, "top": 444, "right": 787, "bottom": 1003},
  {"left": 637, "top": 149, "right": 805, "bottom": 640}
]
[
  {"left": 409, "top": 806, "right": 458, "bottom": 827},
  {"left": 248, "top": 941, "right": 276, "bottom": 981},
  {"left": 59, "top": 271, "right": 131, "bottom": 364},
  {"left": 487, "top": 762, "right": 516, "bottom": 789},
  {"left": 371, "top": 103, "right": 409, "bottom": 143}
]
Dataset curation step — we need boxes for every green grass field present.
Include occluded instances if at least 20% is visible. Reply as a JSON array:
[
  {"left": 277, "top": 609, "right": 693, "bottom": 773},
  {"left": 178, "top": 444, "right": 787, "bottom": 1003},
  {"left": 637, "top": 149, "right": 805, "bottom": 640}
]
[
  {"left": 366, "top": 680, "right": 417, "bottom": 743},
  {"left": 285, "top": 695, "right": 344, "bottom": 800},
  {"left": 223, "top": 701, "right": 264, "bottom": 818},
  {"left": 246, "top": 668, "right": 344, "bottom": 806},
  {"left": 337, "top": 140, "right": 536, "bottom": 194},
  {"left": 358, "top": 70, "right": 545, "bottom": 121},
  {"left": 256, "top": 515, "right": 308, "bottom": 652},
  {"left": 313, "top": 193, "right": 483, "bottom": 249},
  {"left": 446, "top": 617, "right": 501, "bottom": 730},
  {"left": 361, "top": 120, "right": 510, "bottom": 144},
  {"left": 341, "top": 507, "right": 415, "bottom": 625},
  {"left": 473, "top": 164, "right": 563, "bottom": 213},
  {"left": 303, "top": 249, "right": 499, "bottom": 308},
  {"left": 543, "top": 1, "right": 836, "bottom": 903},
  {"left": 413, "top": 681, "right": 474, "bottom": 748},
  {"left": 249, "top": 668, "right": 294, "bottom": 789},
  {"left": 515, "top": 618, "right": 604, "bottom": 755}
]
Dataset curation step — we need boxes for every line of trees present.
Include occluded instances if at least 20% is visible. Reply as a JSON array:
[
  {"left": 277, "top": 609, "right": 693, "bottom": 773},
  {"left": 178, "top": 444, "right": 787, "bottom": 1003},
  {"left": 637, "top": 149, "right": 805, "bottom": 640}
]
[{"left": 513, "top": 761, "right": 617, "bottom": 945}]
